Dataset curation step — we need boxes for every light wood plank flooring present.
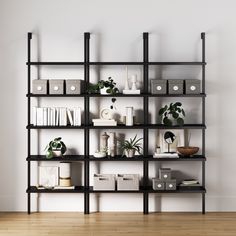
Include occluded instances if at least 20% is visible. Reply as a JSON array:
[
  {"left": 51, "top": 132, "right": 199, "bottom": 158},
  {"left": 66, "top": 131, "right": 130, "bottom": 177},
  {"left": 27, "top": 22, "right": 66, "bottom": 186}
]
[{"left": 0, "top": 212, "right": 236, "bottom": 236}]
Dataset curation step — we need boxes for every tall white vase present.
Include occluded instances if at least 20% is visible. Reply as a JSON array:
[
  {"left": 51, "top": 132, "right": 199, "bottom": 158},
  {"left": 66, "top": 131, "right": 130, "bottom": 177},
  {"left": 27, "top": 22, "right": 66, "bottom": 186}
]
[
  {"left": 126, "top": 107, "right": 133, "bottom": 126},
  {"left": 108, "top": 132, "right": 116, "bottom": 157}
]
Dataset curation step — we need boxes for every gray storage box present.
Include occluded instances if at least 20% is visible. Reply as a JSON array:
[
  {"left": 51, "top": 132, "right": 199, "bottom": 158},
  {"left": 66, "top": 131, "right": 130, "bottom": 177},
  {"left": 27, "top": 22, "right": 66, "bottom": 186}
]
[
  {"left": 165, "top": 179, "right": 177, "bottom": 190},
  {"left": 168, "top": 79, "right": 184, "bottom": 94},
  {"left": 150, "top": 79, "right": 167, "bottom": 94},
  {"left": 32, "top": 79, "right": 48, "bottom": 94},
  {"left": 185, "top": 79, "right": 201, "bottom": 94},
  {"left": 159, "top": 168, "right": 171, "bottom": 180},
  {"left": 93, "top": 174, "right": 115, "bottom": 191},
  {"left": 49, "top": 80, "right": 64, "bottom": 94},
  {"left": 152, "top": 178, "right": 165, "bottom": 190},
  {"left": 117, "top": 174, "right": 139, "bottom": 191},
  {"left": 66, "top": 80, "right": 82, "bottom": 94}
]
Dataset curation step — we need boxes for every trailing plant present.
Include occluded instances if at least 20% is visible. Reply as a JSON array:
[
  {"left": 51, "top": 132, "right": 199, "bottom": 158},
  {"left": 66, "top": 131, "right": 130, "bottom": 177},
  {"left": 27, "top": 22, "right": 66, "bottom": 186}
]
[
  {"left": 158, "top": 102, "right": 185, "bottom": 126},
  {"left": 44, "top": 137, "right": 67, "bottom": 159},
  {"left": 110, "top": 98, "right": 117, "bottom": 110},
  {"left": 87, "top": 77, "right": 119, "bottom": 94},
  {"left": 120, "top": 135, "right": 143, "bottom": 155}
]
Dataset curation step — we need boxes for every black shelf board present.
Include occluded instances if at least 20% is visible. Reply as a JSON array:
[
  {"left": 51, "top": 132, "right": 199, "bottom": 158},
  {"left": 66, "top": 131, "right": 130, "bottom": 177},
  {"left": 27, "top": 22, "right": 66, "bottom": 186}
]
[
  {"left": 27, "top": 62, "right": 84, "bottom": 66},
  {"left": 27, "top": 124, "right": 86, "bottom": 129},
  {"left": 27, "top": 155, "right": 85, "bottom": 161},
  {"left": 147, "top": 155, "right": 206, "bottom": 161},
  {"left": 88, "top": 155, "right": 147, "bottom": 161},
  {"left": 27, "top": 186, "right": 85, "bottom": 193},
  {"left": 88, "top": 124, "right": 145, "bottom": 129},
  {"left": 149, "top": 62, "right": 206, "bottom": 65},
  {"left": 148, "top": 186, "right": 206, "bottom": 193},
  {"left": 88, "top": 186, "right": 146, "bottom": 193},
  {"left": 147, "top": 124, "right": 206, "bottom": 129},
  {"left": 27, "top": 93, "right": 85, "bottom": 97},
  {"left": 148, "top": 93, "right": 206, "bottom": 98}
]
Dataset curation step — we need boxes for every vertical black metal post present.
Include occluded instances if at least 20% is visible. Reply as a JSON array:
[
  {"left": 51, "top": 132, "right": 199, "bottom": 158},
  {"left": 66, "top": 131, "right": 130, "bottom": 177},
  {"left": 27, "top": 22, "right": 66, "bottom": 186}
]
[
  {"left": 201, "top": 32, "right": 206, "bottom": 214},
  {"left": 143, "top": 32, "right": 149, "bottom": 214},
  {"left": 27, "top": 32, "right": 32, "bottom": 214},
  {"left": 84, "top": 32, "right": 90, "bottom": 214}
]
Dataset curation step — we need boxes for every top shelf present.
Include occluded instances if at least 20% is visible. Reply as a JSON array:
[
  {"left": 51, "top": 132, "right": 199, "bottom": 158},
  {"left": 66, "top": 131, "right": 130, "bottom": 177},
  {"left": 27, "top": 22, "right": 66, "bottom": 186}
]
[{"left": 27, "top": 62, "right": 206, "bottom": 66}]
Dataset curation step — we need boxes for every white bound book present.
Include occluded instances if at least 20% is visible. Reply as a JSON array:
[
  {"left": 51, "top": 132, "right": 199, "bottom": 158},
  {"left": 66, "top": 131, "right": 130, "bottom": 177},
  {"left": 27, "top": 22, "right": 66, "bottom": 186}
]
[
  {"left": 59, "top": 108, "right": 67, "bottom": 126},
  {"left": 32, "top": 106, "right": 37, "bottom": 126},
  {"left": 51, "top": 108, "right": 56, "bottom": 126},
  {"left": 55, "top": 108, "right": 59, "bottom": 126},
  {"left": 36, "top": 108, "right": 44, "bottom": 126},
  {"left": 47, "top": 107, "right": 51, "bottom": 126},
  {"left": 67, "top": 109, "right": 74, "bottom": 126},
  {"left": 73, "top": 107, "right": 81, "bottom": 126},
  {"left": 43, "top": 108, "right": 48, "bottom": 126}
]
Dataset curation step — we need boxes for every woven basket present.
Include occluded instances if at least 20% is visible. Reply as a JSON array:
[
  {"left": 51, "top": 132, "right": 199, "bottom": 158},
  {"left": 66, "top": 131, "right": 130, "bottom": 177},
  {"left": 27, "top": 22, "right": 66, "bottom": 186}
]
[{"left": 177, "top": 146, "right": 199, "bottom": 156}]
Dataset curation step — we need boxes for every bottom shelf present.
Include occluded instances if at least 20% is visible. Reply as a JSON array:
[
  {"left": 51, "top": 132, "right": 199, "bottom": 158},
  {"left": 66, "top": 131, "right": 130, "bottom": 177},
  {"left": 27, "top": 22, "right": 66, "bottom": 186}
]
[{"left": 27, "top": 186, "right": 206, "bottom": 193}]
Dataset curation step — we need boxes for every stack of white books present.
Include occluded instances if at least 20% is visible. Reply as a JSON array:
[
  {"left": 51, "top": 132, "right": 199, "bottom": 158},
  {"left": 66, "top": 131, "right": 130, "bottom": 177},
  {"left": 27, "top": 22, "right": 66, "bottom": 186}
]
[
  {"left": 153, "top": 153, "right": 179, "bottom": 158},
  {"left": 180, "top": 179, "right": 200, "bottom": 186},
  {"left": 32, "top": 107, "right": 81, "bottom": 126},
  {"left": 92, "top": 119, "right": 117, "bottom": 126}
]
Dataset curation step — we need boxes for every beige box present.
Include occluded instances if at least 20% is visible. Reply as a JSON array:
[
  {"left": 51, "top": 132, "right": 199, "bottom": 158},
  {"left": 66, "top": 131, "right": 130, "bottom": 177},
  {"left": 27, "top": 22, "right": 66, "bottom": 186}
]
[
  {"left": 32, "top": 79, "right": 48, "bottom": 94},
  {"left": 49, "top": 80, "right": 64, "bottom": 94},
  {"left": 117, "top": 174, "right": 139, "bottom": 191},
  {"left": 66, "top": 80, "right": 82, "bottom": 94},
  {"left": 93, "top": 174, "right": 115, "bottom": 191}
]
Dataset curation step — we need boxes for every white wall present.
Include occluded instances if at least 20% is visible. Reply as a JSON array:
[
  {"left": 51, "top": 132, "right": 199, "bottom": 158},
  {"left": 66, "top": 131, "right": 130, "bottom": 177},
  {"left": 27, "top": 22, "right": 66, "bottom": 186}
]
[{"left": 0, "top": 0, "right": 235, "bottom": 212}]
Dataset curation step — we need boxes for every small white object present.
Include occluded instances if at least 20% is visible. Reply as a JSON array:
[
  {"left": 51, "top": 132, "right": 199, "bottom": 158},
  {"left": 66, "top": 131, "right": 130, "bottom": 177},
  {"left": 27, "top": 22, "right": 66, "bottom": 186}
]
[
  {"left": 131, "top": 74, "right": 138, "bottom": 90},
  {"left": 164, "top": 174, "right": 168, "bottom": 179},
  {"left": 52, "top": 150, "right": 62, "bottom": 157},
  {"left": 157, "top": 184, "right": 162, "bottom": 188},
  {"left": 122, "top": 89, "right": 140, "bottom": 94},
  {"left": 169, "top": 184, "right": 173, "bottom": 188},
  {"left": 100, "top": 87, "right": 110, "bottom": 95},
  {"left": 126, "top": 107, "right": 133, "bottom": 126},
  {"left": 125, "top": 66, "right": 130, "bottom": 90},
  {"left": 173, "top": 86, "right": 179, "bottom": 91},
  {"left": 100, "top": 108, "right": 112, "bottom": 120},
  {"left": 73, "top": 107, "right": 81, "bottom": 126},
  {"left": 60, "top": 162, "right": 71, "bottom": 179},
  {"left": 156, "top": 86, "right": 162, "bottom": 91},
  {"left": 94, "top": 151, "right": 106, "bottom": 158},
  {"left": 70, "top": 86, "right": 76, "bottom": 91},
  {"left": 54, "top": 86, "right": 59, "bottom": 91},
  {"left": 39, "top": 166, "right": 58, "bottom": 188},
  {"left": 37, "top": 86, "right": 42, "bottom": 91},
  {"left": 190, "top": 85, "right": 196, "bottom": 91},
  {"left": 59, "top": 108, "right": 67, "bottom": 126},
  {"left": 67, "top": 109, "right": 74, "bottom": 126},
  {"left": 108, "top": 132, "right": 116, "bottom": 157}
]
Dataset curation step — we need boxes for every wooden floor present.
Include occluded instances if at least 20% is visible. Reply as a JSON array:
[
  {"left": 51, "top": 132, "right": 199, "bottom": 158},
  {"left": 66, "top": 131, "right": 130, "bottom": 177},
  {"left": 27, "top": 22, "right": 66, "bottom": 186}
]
[{"left": 0, "top": 212, "right": 236, "bottom": 236}]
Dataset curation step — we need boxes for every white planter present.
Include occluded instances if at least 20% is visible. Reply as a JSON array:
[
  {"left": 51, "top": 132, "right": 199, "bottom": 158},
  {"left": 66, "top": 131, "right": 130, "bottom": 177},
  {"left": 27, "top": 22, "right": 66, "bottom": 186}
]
[
  {"left": 52, "top": 150, "right": 62, "bottom": 157},
  {"left": 125, "top": 149, "right": 135, "bottom": 158},
  {"left": 126, "top": 107, "right": 133, "bottom": 126},
  {"left": 100, "top": 88, "right": 110, "bottom": 95}
]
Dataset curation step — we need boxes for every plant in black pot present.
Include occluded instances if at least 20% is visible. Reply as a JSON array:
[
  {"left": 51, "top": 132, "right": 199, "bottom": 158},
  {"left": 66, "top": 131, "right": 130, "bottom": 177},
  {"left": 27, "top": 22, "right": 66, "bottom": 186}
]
[
  {"left": 159, "top": 102, "right": 185, "bottom": 126},
  {"left": 45, "top": 137, "right": 67, "bottom": 159},
  {"left": 87, "top": 77, "right": 119, "bottom": 95}
]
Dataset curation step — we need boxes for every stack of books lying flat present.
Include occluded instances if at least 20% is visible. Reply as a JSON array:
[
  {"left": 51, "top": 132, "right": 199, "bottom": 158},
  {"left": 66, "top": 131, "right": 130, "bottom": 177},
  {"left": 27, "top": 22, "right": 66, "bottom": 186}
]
[
  {"left": 179, "top": 179, "right": 200, "bottom": 186},
  {"left": 37, "top": 186, "right": 75, "bottom": 190},
  {"left": 92, "top": 119, "right": 117, "bottom": 126},
  {"left": 32, "top": 106, "right": 81, "bottom": 126},
  {"left": 153, "top": 153, "right": 179, "bottom": 158}
]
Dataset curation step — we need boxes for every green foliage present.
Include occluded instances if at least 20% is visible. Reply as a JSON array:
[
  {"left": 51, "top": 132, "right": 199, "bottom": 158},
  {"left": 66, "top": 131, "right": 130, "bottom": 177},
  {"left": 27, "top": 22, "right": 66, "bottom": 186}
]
[
  {"left": 158, "top": 102, "right": 185, "bottom": 126},
  {"left": 87, "top": 77, "right": 119, "bottom": 94},
  {"left": 44, "top": 137, "right": 67, "bottom": 159},
  {"left": 120, "top": 135, "right": 143, "bottom": 156}
]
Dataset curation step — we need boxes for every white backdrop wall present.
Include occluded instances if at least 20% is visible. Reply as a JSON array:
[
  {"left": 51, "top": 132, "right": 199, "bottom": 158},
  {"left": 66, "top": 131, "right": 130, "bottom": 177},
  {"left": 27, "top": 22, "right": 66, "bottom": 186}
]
[{"left": 0, "top": 0, "right": 235, "bottom": 212}]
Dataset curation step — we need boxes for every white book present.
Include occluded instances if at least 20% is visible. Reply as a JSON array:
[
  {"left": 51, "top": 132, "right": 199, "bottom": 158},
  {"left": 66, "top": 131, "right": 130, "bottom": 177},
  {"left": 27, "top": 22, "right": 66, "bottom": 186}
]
[
  {"left": 47, "top": 107, "right": 51, "bottom": 126},
  {"left": 92, "top": 119, "right": 116, "bottom": 123},
  {"left": 67, "top": 109, "right": 74, "bottom": 126},
  {"left": 43, "top": 108, "right": 48, "bottom": 126},
  {"left": 59, "top": 107, "right": 67, "bottom": 126},
  {"left": 73, "top": 107, "right": 81, "bottom": 126},
  {"left": 32, "top": 106, "right": 37, "bottom": 126},
  {"left": 93, "top": 122, "right": 117, "bottom": 126},
  {"left": 36, "top": 108, "right": 44, "bottom": 126},
  {"left": 55, "top": 108, "right": 59, "bottom": 126},
  {"left": 51, "top": 108, "right": 56, "bottom": 126},
  {"left": 54, "top": 186, "right": 75, "bottom": 190}
]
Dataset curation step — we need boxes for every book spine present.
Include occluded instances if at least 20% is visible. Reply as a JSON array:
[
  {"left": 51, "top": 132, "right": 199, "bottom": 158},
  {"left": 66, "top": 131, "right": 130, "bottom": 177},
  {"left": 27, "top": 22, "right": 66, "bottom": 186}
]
[
  {"left": 32, "top": 106, "right": 37, "bottom": 126},
  {"left": 67, "top": 109, "right": 74, "bottom": 126},
  {"left": 47, "top": 107, "right": 51, "bottom": 126},
  {"left": 36, "top": 108, "right": 44, "bottom": 126},
  {"left": 59, "top": 108, "right": 67, "bottom": 126},
  {"left": 55, "top": 108, "right": 59, "bottom": 126},
  {"left": 74, "top": 107, "right": 81, "bottom": 126},
  {"left": 43, "top": 108, "right": 48, "bottom": 126},
  {"left": 51, "top": 108, "right": 56, "bottom": 126}
]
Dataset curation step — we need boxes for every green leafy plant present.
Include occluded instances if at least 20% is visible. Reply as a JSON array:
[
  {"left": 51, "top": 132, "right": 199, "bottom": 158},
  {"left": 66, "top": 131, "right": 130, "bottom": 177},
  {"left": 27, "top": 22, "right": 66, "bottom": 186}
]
[
  {"left": 158, "top": 102, "right": 185, "bottom": 126},
  {"left": 87, "top": 77, "right": 119, "bottom": 94},
  {"left": 44, "top": 137, "right": 67, "bottom": 159},
  {"left": 120, "top": 135, "right": 143, "bottom": 156}
]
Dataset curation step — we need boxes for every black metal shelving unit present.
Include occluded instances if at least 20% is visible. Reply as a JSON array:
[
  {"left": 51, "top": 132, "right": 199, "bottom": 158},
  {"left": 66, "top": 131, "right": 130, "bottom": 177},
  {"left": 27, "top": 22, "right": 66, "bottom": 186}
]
[{"left": 26, "top": 32, "right": 206, "bottom": 215}]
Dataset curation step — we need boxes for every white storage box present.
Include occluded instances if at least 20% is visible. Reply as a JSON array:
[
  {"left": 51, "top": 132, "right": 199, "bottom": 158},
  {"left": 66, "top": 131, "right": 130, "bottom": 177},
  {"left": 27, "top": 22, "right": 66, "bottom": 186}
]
[
  {"left": 93, "top": 174, "right": 115, "bottom": 191},
  {"left": 49, "top": 79, "right": 64, "bottom": 94},
  {"left": 66, "top": 80, "right": 82, "bottom": 94},
  {"left": 117, "top": 174, "right": 139, "bottom": 191},
  {"left": 32, "top": 79, "right": 48, "bottom": 94}
]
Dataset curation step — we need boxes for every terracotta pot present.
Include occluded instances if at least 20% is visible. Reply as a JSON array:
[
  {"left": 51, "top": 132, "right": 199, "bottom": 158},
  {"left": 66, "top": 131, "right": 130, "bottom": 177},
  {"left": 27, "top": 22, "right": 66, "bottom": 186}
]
[{"left": 125, "top": 149, "right": 135, "bottom": 158}]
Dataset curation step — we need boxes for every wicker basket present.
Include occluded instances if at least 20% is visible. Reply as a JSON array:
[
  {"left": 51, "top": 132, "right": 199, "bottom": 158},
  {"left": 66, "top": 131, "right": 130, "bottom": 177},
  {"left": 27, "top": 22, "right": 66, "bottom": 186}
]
[{"left": 177, "top": 146, "right": 199, "bottom": 156}]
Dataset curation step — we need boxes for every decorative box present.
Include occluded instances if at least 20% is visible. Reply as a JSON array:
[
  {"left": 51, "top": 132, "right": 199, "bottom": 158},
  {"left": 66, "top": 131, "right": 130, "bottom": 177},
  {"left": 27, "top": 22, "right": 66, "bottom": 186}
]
[
  {"left": 117, "top": 174, "right": 139, "bottom": 191},
  {"left": 159, "top": 168, "right": 171, "bottom": 180},
  {"left": 185, "top": 79, "right": 201, "bottom": 94},
  {"left": 93, "top": 174, "right": 115, "bottom": 191},
  {"left": 152, "top": 178, "right": 165, "bottom": 190},
  {"left": 66, "top": 80, "right": 82, "bottom": 94},
  {"left": 150, "top": 79, "right": 167, "bottom": 94},
  {"left": 165, "top": 179, "right": 177, "bottom": 190},
  {"left": 32, "top": 79, "right": 48, "bottom": 94},
  {"left": 49, "top": 80, "right": 64, "bottom": 94},
  {"left": 168, "top": 79, "right": 184, "bottom": 94}
]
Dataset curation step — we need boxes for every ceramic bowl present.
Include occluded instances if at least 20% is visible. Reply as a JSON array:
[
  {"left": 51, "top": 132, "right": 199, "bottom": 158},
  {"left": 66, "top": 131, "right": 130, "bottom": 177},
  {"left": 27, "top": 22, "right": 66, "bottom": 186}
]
[{"left": 177, "top": 146, "right": 199, "bottom": 156}]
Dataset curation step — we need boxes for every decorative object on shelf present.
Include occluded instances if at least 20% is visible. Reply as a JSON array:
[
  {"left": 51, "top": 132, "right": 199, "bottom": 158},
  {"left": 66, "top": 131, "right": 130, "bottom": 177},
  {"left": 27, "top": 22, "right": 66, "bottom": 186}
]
[
  {"left": 117, "top": 174, "right": 139, "bottom": 191},
  {"left": 152, "top": 178, "right": 165, "bottom": 190},
  {"left": 168, "top": 79, "right": 184, "bottom": 94},
  {"left": 87, "top": 77, "right": 119, "bottom": 95},
  {"left": 165, "top": 179, "right": 177, "bottom": 190},
  {"left": 110, "top": 98, "right": 117, "bottom": 110},
  {"left": 32, "top": 79, "right": 48, "bottom": 94},
  {"left": 164, "top": 131, "right": 176, "bottom": 153},
  {"left": 66, "top": 79, "right": 82, "bottom": 94},
  {"left": 45, "top": 137, "right": 67, "bottom": 159},
  {"left": 100, "top": 132, "right": 110, "bottom": 154},
  {"left": 94, "top": 150, "right": 107, "bottom": 158},
  {"left": 179, "top": 179, "right": 200, "bottom": 187},
  {"left": 108, "top": 132, "right": 116, "bottom": 157},
  {"left": 59, "top": 162, "right": 72, "bottom": 187},
  {"left": 159, "top": 168, "right": 171, "bottom": 180},
  {"left": 93, "top": 106, "right": 117, "bottom": 126},
  {"left": 124, "top": 66, "right": 130, "bottom": 90},
  {"left": 153, "top": 153, "right": 179, "bottom": 158},
  {"left": 49, "top": 79, "right": 64, "bottom": 94},
  {"left": 125, "top": 107, "right": 134, "bottom": 126},
  {"left": 123, "top": 73, "right": 141, "bottom": 94},
  {"left": 185, "top": 79, "right": 201, "bottom": 94},
  {"left": 120, "top": 134, "right": 143, "bottom": 158},
  {"left": 39, "top": 166, "right": 59, "bottom": 189},
  {"left": 150, "top": 79, "right": 167, "bottom": 94},
  {"left": 93, "top": 174, "right": 116, "bottom": 191},
  {"left": 100, "top": 108, "right": 113, "bottom": 120},
  {"left": 177, "top": 146, "right": 199, "bottom": 156},
  {"left": 158, "top": 102, "right": 185, "bottom": 126}
]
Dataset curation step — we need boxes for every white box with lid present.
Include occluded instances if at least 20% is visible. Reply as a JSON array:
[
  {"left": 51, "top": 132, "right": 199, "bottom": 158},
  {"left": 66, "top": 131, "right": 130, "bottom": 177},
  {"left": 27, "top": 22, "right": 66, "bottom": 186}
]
[{"left": 93, "top": 174, "right": 115, "bottom": 191}]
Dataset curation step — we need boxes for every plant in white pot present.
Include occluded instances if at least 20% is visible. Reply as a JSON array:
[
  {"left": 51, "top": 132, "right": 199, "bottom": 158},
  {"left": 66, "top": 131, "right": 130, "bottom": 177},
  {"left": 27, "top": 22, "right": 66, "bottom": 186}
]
[
  {"left": 87, "top": 77, "right": 119, "bottom": 95},
  {"left": 120, "top": 135, "right": 143, "bottom": 158},
  {"left": 45, "top": 137, "right": 67, "bottom": 159}
]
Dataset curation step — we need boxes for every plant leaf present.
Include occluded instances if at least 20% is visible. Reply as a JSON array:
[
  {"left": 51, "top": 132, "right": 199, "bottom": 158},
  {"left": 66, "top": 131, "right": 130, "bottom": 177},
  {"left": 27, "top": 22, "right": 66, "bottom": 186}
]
[
  {"left": 177, "top": 117, "right": 184, "bottom": 126},
  {"left": 163, "top": 117, "right": 172, "bottom": 126}
]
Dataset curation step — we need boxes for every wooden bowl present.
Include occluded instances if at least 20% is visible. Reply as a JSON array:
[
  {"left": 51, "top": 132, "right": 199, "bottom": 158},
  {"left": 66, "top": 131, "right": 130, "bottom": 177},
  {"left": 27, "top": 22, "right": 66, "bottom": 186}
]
[{"left": 177, "top": 146, "right": 199, "bottom": 156}]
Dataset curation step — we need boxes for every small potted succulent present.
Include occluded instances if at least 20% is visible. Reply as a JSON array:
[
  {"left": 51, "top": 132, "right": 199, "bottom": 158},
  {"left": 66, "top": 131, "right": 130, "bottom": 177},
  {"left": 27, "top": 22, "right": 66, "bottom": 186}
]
[
  {"left": 45, "top": 137, "right": 67, "bottom": 159},
  {"left": 159, "top": 102, "right": 185, "bottom": 126},
  {"left": 120, "top": 135, "right": 143, "bottom": 158},
  {"left": 87, "top": 77, "right": 119, "bottom": 95}
]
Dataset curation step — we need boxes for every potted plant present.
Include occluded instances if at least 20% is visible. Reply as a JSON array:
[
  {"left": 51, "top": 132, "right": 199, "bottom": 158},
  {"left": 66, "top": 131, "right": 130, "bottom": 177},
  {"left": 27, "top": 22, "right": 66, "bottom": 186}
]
[
  {"left": 158, "top": 102, "right": 185, "bottom": 126},
  {"left": 120, "top": 135, "right": 143, "bottom": 158},
  {"left": 45, "top": 137, "right": 67, "bottom": 159},
  {"left": 87, "top": 77, "right": 119, "bottom": 95}
]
